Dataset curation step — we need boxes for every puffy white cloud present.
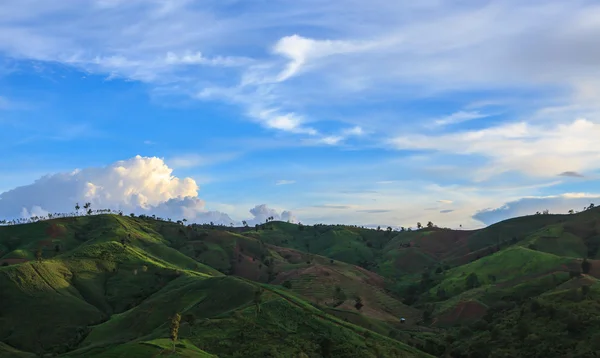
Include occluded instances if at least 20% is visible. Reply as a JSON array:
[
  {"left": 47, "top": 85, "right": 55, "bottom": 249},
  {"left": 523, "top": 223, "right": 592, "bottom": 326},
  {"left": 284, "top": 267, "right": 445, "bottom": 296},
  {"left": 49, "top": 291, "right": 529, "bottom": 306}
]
[
  {"left": 472, "top": 193, "right": 600, "bottom": 225},
  {"left": 0, "top": 155, "right": 300, "bottom": 227},
  {"left": 281, "top": 210, "right": 297, "bottom": 223},
  {"left": 247, "top": 204, "right": 297, "bottom": 225},
  {"left": 0, "top": 155, "right": 198, "bottom": 216}
]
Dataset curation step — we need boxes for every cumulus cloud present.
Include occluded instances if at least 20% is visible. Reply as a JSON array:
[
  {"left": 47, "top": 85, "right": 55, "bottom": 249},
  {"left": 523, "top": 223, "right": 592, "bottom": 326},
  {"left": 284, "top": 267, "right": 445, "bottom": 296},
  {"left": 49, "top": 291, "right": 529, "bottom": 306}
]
[
  {"left": 0, "top": 156, "right": 301, "bottom": 226},
  {"left": 247, "top": 204, "right": 297, "bottom": 224},
  {"left": 472, "top": 193, "right": 600, "bottom": 225}
]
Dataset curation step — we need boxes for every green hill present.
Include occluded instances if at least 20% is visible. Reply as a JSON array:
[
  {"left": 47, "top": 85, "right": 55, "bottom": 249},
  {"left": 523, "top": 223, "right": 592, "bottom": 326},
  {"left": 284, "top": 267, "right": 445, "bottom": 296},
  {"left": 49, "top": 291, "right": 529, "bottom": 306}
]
[
  {"left": 0, "top": 215, "right": 431, "bottom": 357},
  {"left": 2, "top": 207, "right": 600, "bottom": 357}
]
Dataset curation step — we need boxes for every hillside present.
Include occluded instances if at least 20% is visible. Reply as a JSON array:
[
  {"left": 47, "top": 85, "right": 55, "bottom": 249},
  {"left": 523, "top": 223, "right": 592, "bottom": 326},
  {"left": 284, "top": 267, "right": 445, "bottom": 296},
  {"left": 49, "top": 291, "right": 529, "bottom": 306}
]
[
  {"left": 0, "top": 215, "right": 431, "bottom": 358},
  {"left": 0, "top": 207, "right": 600, "bottom": 357}
]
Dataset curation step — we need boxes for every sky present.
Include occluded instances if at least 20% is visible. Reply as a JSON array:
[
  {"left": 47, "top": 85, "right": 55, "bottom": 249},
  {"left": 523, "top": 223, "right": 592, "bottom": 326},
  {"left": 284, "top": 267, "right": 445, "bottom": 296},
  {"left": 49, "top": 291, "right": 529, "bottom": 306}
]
[{"left": 1, "top": 0, "right": 600, "bottom": 229}]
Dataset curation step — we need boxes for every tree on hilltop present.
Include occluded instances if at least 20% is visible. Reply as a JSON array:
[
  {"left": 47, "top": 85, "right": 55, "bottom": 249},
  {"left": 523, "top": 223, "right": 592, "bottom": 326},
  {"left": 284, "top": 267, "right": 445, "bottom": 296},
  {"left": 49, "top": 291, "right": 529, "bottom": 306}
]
[
  {"left": 83, "top": 202, "right": 92, "bottom": 215},
  {"left": 417, "top": 222, "right": 422, "bottom": 229},
  {"left": 75, "top": 203, "right": 80, "bottom": 215},
  {"left": 427, "top": 221, "right": 434, "bottom": 228}
]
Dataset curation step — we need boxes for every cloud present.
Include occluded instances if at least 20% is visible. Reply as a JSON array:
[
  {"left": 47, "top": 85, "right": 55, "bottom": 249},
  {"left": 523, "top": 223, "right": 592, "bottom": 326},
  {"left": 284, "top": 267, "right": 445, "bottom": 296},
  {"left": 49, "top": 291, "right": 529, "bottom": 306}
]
[
  {"left": 247, "top": 204, "right": 297, "bottom": 224},
  {"left": 559, "top": 171, "right": 584, "bottom": 178},
  {"left": 472, "top": 193, "right": 600, "bottom": 225},
  {"left": 437, "top": 200, "right": 453, "bottom": 204},
  {"left": 391, "top": 118, "right": 600, "bottom": 180},
  {"left": 440, "top": 209, "right": 454, "bottom": 213},
  {"left": 168, "top": 153, "right": 239, "bottom": 169},
  {"left": 0, "top": 155, "right": 230, "bottom": 222},
  {"left": 433, "top": 111, "right": 490, "bottom": 127},
  {"left": 164, "top": 51, "right": 250, "bottom": 67},
  {"left": 356, "top": 209, "right": 392, "bottom": 214},
  {"left": 272, "top": 34, "right": 377, "bottom": 82},
  {"left": 0, "top": 155, "right": 299, "bottom": 226},
  {"left": 311, "top": 204, "right": 354, "bottom": 209},
  {"left": 275, "top": 180, "right": 295, "bottom": 185}
]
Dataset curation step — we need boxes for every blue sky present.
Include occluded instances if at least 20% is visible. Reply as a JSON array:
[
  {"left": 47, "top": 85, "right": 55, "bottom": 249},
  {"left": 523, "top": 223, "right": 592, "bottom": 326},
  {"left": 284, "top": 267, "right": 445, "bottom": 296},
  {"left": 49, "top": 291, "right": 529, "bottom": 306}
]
[{"left": 1, "top": 0, "right": 600, "bottom": 228}]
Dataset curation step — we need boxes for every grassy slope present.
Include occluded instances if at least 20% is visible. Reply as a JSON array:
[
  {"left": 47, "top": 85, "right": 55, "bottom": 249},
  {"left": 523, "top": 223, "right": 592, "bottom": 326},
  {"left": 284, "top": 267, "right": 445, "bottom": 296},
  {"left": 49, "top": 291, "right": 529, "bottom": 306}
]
[
  {"left": 0, "top": 215, "right": 430, "bottom": 358},
  {"left": 1, "top": 207, "right": 600, "bottom": 357}
]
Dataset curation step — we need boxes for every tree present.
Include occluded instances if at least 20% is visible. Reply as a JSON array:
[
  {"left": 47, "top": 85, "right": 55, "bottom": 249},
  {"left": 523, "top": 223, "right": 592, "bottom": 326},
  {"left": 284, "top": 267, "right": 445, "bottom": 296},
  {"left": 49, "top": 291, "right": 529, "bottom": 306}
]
[
  {"left": 170, "top": 313, "right": 181, "bottom": 352},
  {"left": 83, "top": 202, "right": 91, "bottom": 215},
  {"left": 568, "top": 209, "right": 574, "bottom": 214},
  {"left": 35, "top": 248, "right": 43, "bottom": 262},
  {"left": 582, "top": 258, "right": 592, "bottom": 274},
  {"left": 427, "top": 221, "right": 434, "bottom": 228},
  {"left": 400, "top": 227, "right": 405, "bottom": 232},
  {"left": 282, "top": 280, "right": 292, "bottom": 289},
  {"left": 54, "top": 244, "right": 60, "bottom": 254},
  {"left": 75, "top": 203, "right": 80, "bottom": 215},
  {"left": 417, "top": 222, "right": 422, "bottom": 229},
  {"left": 354, "top": 296, "right": 364, "bottom": 311},
  {"left": 254, "top": 288, "right": 264, "bottom": 316},
  {"left": 465, "top": 272, "right": 480, "bottom": 289}
]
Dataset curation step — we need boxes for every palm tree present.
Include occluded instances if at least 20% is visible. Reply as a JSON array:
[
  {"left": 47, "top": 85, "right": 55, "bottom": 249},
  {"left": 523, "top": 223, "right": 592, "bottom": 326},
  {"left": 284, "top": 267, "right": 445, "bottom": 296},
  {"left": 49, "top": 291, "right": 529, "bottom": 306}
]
[
  {"left": 83, "top": 202, "right": 91, "bottom": 215},
  {"left": 75, "top": 203, "right": 80, "bottom": 215}
]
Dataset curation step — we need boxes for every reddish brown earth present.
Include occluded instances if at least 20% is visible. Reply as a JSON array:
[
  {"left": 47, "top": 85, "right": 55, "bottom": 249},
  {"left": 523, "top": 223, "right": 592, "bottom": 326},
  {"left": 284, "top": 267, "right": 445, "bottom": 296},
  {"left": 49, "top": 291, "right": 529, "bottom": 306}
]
[
  {"left": 353, "top": 265, "right": 386, "bottom": 288},
  {"left": 0, "top": 258, "right": 29, "bottom": 265},
  {"left": 433, "top": 300, "right": 488, "bottom": 326}
]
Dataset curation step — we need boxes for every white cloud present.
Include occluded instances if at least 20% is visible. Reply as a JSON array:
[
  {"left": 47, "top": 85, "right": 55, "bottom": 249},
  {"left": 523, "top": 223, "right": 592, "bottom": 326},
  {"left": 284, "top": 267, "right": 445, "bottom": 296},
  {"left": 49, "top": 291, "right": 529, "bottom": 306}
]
[
  {"left": 275, "top": 180, "right": 295, "bottom": 186},
  {"left": 168, "top": 153, "right": 239, "bottom": 169},
  {"left": 272, "top": 34, "right": 378, "bottom": 81},
  {"left": 247, "top": 204, "right": 297, "bottom": 224},
  {"left": 164, "top": 51, "right": 249, "bottom": 67},
  {"left": 473, "top": 193, "right": 600, "bottom": 225},
  {"left": 391, "top": 118, "right": 600, "bottom": 180},
  {"left": 0, "top": 156, "right": 297, "bottom": 226},
  {"left": 433, "top": 111, "right": 489, "bottom": 127}
]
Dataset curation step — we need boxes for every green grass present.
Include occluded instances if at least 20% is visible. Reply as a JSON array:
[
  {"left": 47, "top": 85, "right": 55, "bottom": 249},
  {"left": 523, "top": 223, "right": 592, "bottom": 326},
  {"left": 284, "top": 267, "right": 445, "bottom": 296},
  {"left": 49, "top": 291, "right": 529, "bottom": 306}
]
[
  {"left": 431, "top": 246, "right": 572, "bottom": 297},
  {"left": 3, "top": 209, "right": 600, "bottom": 357}
]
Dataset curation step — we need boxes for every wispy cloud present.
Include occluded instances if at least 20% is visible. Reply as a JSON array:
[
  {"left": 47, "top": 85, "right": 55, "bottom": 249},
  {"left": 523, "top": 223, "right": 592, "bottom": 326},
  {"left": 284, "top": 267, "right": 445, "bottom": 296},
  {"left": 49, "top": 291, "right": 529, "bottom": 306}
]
[
  {"left": 433, "top": 111, "right": 490, "bottom": 127},
  {"left": 357, "top": 209, "right": 392, "bottom": 214},
  {"left": 559, "top": 171, "right": 584, "bottom": 178},
  {"left": 168, "top": 153, "right": 239, "bottom": 169},
  {"left": 311, "top": 204, "right": 355, "bottom": 209},
  {"left": 391, "top": 118, "right": 600, "bottom": 180},
  {"left": 275, "top": 179, "right": 296, "bottom": 185}
]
